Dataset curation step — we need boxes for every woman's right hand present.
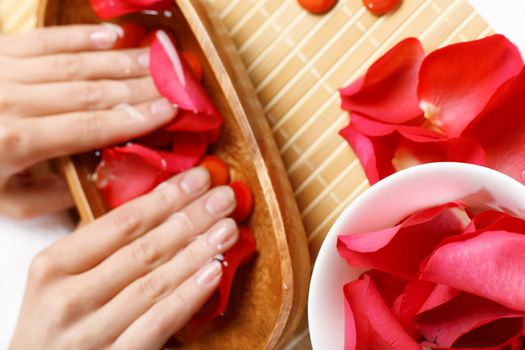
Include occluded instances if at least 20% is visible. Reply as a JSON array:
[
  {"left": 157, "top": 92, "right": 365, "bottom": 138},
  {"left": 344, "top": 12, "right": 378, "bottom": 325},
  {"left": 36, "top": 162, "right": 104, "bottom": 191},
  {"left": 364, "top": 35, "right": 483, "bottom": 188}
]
[{"left": 9, "top": 167, "right": 238, "bottom": 350}]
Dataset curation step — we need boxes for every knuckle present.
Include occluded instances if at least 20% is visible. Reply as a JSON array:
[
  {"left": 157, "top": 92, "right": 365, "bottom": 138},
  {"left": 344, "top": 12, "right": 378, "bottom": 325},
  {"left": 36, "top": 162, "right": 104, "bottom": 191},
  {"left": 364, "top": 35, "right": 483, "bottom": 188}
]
[
  {"left": 170, "top": 212, "right": 194, "bottom": 233},
  {"left": 111, "top": 209, "right": 140, "bottom": 236},
  {"left": 0, "top": 123, "right": 22, "bottom": 168},
  {"left": 0, "top": 88, "right": 14, "bottom": 113},
  {"left": 131, "top": 238, "right": 161, "bottom": 267},
  {"left": 28, "top": 252, "right": 55, "bottom": 285},
  {"left": 50, "top": 295, "right": 78, "bottom": 327},
  {"left": 76, "top": 81, "right": 104, "bottom": 109},
  {"left": 80, "top": 111, "right": 106, "bottom": 137},
  {"left": 137, "top": 274, "right": 166, "bottom": 302},
  {"left": 56, "top": 54, "right": 82, "bottom": 80},
  {"left": 184, "top": 243, "right": 204, "bottom": 267},
  {"left": 171, "top": 292, "right": 192, "bottom": 317},
  {"left": 34, "top": 29, "right": 54, "bottom": 53}
]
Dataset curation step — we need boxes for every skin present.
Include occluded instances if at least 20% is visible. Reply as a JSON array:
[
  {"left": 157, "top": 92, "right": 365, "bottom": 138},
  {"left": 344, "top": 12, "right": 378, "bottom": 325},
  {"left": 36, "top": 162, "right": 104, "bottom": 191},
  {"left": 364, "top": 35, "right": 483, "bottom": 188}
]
[{"left": 2, "top": 25, "right": 237, "bottom": 349}]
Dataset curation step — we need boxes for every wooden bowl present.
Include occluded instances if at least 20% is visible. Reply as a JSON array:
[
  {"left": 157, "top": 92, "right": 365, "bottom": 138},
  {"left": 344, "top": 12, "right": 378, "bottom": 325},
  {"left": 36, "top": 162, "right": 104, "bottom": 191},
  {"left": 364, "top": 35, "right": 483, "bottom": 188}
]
[{"left": 37, "top": 1, "right": 311, "bottom": 349}]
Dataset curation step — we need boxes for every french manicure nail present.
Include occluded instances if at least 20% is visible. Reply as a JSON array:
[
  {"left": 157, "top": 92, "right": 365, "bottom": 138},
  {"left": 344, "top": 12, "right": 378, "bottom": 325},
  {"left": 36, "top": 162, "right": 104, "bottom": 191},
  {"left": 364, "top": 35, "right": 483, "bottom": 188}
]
[
  {"left": 90, "top": 24, "right": 121, "bottom": 49},
  {"left": 205, "top": 187, "right": 235, "bottom": 215},
  {"left": 138, "top": 51, "right": 150, "bottom": 68},
  {"left": 208, "top": 220, "right": 237, "bottom": 251},
  {"left": 196, "top": 261, "right": 222, "bottom": 286},
  {"left": 150, "top": 99, "right": 176, "bottom": 119},
  {"left": 180, "top": 167, "right": 210, "bottom": 194}
]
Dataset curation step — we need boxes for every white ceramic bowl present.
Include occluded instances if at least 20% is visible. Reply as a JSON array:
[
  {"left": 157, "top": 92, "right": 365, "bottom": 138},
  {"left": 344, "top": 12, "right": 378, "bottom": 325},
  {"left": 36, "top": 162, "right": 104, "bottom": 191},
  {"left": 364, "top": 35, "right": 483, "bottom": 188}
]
[{"left": 308, "top": 162, "right": 525, "bottom": 350}]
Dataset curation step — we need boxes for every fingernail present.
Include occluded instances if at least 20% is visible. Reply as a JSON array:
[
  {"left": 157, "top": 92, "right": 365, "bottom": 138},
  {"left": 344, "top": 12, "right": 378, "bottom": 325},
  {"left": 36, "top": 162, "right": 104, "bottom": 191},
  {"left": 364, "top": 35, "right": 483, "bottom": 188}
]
[
  {"left": 150, "top": 99, "right": 176, "bottom": 120},
  {"left": 90, "top": 24, "right": 121, "bottom": 49},
  {"left": 205, "top": 187, "right": 235, "bottom": 215},
  {"left": 180, "top": 167, "right": 210, "bottom": 194},
  {"left": 138, "top": 51, "right": 150, "bottom": 68},
  {"left": 208, "top": 219, "right": 237, "bottom": 251},
  {"left": 196, "top": 261, "right": 222, "bottom": 286}
]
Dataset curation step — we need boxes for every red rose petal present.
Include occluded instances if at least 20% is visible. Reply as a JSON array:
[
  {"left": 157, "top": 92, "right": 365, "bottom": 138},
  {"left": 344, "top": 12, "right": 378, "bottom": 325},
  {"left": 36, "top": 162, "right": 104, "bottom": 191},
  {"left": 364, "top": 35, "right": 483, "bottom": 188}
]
[
  {"left": 90, "top": 0, "right": 172, "bottom": 20},
  {"left": 340, "top": 122, "right": 397, "bottom": 184},
  {"left": 171, "top": 132, "right": 208, "bottom": 161},
  {"left": 95, "top": 139, "right": 206, "bottom": 208},
  {"left": 163, "top": 110, "right": 223, "bottom": 132},
  {"left": 343, "top": 275, "right": 420, "bottom": 350},
  {"left": 150, "top": 31, "right": 218, "bottom": 116},
  {"left": 363, "top": 270, "right": 408, "bottom": 307},
  {"left": 193, "top": 226, "right": 256, "bottom": 323},
  {"left": 391, "top": 280, "right": 436, "bottom": 337},
  {"left": 391, "top": 280, "right": 459, "bottom": 338},
  {"left": 415, "top": 293, "right": 523, "bottom": 347},
  {"left": 462, "top": 68, "right": 525, "bottom": 183},
  {"left": 114, "top": 143, "right": 202, "bottom": 173},
  {"left": 421, "top": 229, "right": 525, "bottom": 311},
  {"left": 451, "top": 317, "right": 524, "bottom": 349},
  {"left": 340, "top": 38, "right": 424, "bottom": 124},
  {"left": 229, "top": 181, "right": 254, "bottom": 223},
  {"left": 342, "top": 115, "right": 485, "bottom": 184},
  {"left": 95, "top": 148, "right": 169, "bottom": 208},
  {"left": 418, "top": 34, "right": 522, "bottom": 136},
  {"left": 337, "top": 203, "right": 466, "bottom": 279},
  {"left": 417, "top": 283, "right": 459, "bottom": 314},
  {"left": 113, "top": 23, "right": 146, "bottom": 49}
]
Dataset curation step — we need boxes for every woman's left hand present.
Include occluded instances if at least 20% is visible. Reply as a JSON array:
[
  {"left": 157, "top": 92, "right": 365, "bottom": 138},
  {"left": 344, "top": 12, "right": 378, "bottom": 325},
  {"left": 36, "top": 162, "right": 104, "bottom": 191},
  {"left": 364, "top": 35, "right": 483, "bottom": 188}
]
[{"left": 0, "top": 25, "right": 176, "bottom": 218}]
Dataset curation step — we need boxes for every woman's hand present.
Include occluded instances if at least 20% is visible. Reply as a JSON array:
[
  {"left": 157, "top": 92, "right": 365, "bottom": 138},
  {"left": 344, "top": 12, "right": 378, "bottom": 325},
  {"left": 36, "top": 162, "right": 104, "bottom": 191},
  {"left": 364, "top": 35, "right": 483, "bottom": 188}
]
[
  {"left": 10, "top": 167, "right": 238, "bottom": 350},
  {"left": 0, "top": 25, "right": 177, "bottom": 218}
]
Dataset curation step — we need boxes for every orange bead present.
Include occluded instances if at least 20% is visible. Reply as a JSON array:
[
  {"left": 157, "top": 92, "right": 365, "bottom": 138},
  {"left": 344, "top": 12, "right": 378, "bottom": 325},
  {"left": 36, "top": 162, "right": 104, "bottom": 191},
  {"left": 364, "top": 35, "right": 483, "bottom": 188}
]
[
  {"left": 297, "top": 0, "right": 337, "bottom": 14},
  {"left": 230, "top": 181, "right": 254, "bottom": 223},
  {"left": 182, "top": 51, "right": 204, "bottom": 81},
  {"left": 199, "top": 155, "right": 229, "bottom": 187},
  {"left": 362, "top": 0, "right": 401, "bottom": 16}
]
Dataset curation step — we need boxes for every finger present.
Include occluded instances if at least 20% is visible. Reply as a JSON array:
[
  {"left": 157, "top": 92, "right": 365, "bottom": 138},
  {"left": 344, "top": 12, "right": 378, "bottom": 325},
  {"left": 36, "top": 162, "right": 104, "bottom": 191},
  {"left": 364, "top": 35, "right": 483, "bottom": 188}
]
[
  {"left": 0, "top": 25, "right": 122, "bottom": 58},
  {"left": 84, "top": 220, "right": 237, "bottom": 347},
  {"left": 113, "top": 260, "right": 223, "bottom": 350},
  {"left": 1, "top": 49, "right": 150, "bottom": 84},
  {"left": 0, "top": 173, "right": 73, "bottom": 219},
  {"left": 43, "top": 167, "right": 211, "bottom": 273},
  {"left": 9, "top": 99, "right": 175, "bottom": 171},
  {"left": 83, "top": 186, "right": 236, "bottom": 304},
  {"left": 3, "top": 77, "right": 160, "bottom": 117}
]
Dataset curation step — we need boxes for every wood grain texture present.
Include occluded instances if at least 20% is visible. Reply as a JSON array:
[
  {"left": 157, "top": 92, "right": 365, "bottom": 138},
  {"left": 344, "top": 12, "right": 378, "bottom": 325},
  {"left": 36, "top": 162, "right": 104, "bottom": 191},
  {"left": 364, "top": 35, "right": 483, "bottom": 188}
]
[{"left": 37, "top": 0, "right": 310, "bottom": 349}]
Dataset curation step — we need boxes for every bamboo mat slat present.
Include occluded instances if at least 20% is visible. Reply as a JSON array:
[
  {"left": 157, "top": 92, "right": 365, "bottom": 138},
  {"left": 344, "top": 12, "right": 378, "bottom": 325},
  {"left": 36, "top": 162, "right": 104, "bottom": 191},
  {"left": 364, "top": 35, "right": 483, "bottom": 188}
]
[{"left": 0, "top": 0, "right": 493, "bottom": 348}]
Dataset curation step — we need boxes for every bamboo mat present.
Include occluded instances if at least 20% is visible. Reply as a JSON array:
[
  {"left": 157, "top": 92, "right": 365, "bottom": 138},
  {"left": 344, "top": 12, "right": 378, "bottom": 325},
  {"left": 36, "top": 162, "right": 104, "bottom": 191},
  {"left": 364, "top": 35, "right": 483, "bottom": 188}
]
[{"left": 0, "top": 0, "right": 493, "bottom": 348}]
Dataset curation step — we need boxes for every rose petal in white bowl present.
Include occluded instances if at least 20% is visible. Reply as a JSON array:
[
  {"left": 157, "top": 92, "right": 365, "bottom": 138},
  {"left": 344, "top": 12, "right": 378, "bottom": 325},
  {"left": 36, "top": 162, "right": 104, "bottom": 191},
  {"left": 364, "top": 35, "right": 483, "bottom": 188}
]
[{"left": 308, "top": 162, "right": 525, "bottom": 350}]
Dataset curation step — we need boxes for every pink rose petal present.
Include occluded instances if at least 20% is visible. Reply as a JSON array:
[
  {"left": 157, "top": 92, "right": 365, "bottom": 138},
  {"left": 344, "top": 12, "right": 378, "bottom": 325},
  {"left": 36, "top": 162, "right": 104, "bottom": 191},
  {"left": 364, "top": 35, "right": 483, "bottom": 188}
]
[
  {"left": 343, "top": 275, "right": 420, "bottom": 350},
  {"left": 337, "top": 203, "right": 466, "bottom": 279},
  {"left": 150, "top": 31, "right": 218, "bottom": 116},
  {"left": 421, "top": 229, "right": 525, "bottom": 311}
]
